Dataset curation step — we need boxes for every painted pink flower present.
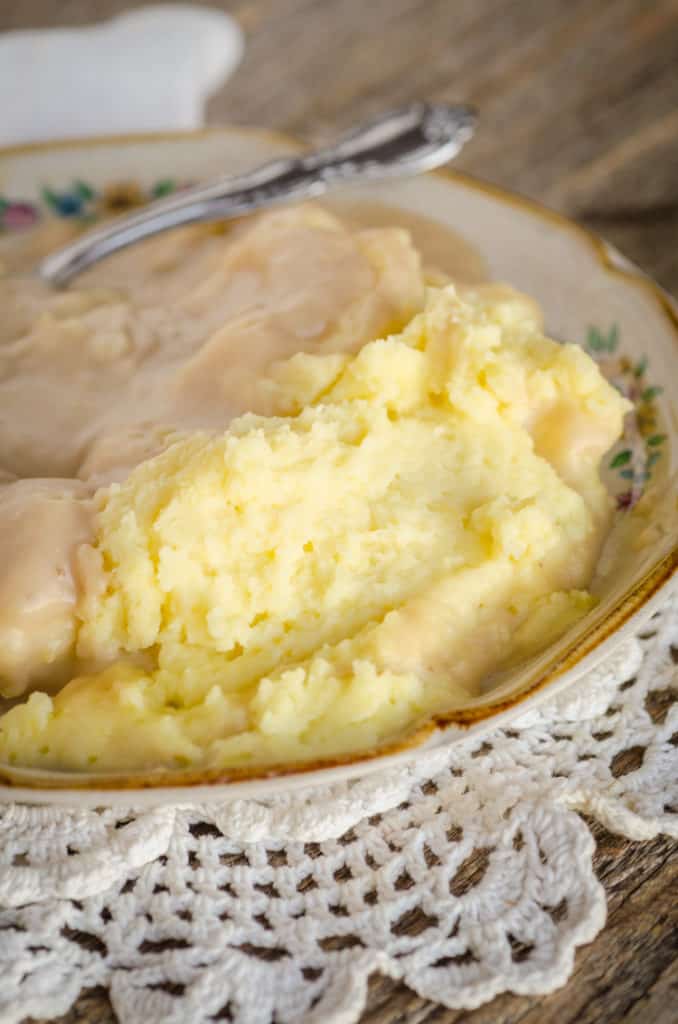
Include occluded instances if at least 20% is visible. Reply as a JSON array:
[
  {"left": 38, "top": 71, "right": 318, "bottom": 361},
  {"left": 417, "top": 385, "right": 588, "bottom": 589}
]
[{"left": 1, "top": 201, "right": 40, "bottom": 230}]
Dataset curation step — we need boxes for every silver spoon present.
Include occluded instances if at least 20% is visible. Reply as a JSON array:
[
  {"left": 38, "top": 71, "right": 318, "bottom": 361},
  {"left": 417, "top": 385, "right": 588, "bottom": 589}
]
[{"left": 39, "top": 103, "right": 476, "bottom": 287}]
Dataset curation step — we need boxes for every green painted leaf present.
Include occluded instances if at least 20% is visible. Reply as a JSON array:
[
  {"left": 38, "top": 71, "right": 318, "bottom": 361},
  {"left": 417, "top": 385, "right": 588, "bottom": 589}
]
[
  {"left": 646, "top": 450, "right": 662, "bottom": 469},
  {"left": 586, "top": 326, "right": 604, "bottom": 351},
  {"left": 646, "top": 433, "right": 666, "bottom": 447},
  {"left": 641, "top": 386, "right": 663, "bottom": 402},
  {"left": 610, "top": 449, "right": 632, "bottom": 468},
  {"left": 634, "top": 355, "right": 648, "bottom": 378},
  {"left": 73, "top": 180, "right": 95, "bottom": 201},
  {"left": 586, "top": 324, "right": 619, "bottom": 353},
  {"left": 0, "top": 197, "right": 8, "bottom": 213},
  {"left": 606, "top": 323, "right": 619, "bottom": 352},
  {"left": 152, "top": 179, "right": 176, "bottom": 198},
  {"left": 40, "top": 186, "right": 60, "bottom": 210},
  {"left": 619, "top": 468, "right": 635, "bottom": 480}
]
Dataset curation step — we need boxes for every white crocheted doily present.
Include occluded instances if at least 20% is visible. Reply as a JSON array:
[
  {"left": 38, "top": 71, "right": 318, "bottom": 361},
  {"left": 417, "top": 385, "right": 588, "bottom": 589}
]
[{"left": 1, "top": 594, "right": 676, "bottom": 1024}]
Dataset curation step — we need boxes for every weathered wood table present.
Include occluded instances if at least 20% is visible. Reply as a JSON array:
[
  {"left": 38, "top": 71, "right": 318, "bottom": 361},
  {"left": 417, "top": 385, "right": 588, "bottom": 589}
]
[{"left": 3, "top": 1, "right": 677, "bottom": 1021}]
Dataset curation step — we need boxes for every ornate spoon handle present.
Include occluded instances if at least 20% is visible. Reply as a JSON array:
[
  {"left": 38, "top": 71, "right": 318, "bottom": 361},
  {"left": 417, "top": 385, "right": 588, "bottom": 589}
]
[{"left": 39, "top": 103, "right": 476, "bottom": 287}]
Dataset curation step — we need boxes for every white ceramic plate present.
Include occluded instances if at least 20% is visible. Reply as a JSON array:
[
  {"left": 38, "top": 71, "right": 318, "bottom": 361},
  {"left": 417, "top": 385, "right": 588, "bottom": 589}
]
[{"left": 0, "top": 127, "right": 675, "bottom": 805}]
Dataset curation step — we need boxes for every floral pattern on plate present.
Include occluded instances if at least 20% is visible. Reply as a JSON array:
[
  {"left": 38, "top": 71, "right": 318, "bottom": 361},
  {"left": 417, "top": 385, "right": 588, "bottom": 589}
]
[
  {"left": 0, "top": 177, "right": 180, "bottom": 229},
  {"left": 585, "top": 324, "right": 665, "bottom": 508}
]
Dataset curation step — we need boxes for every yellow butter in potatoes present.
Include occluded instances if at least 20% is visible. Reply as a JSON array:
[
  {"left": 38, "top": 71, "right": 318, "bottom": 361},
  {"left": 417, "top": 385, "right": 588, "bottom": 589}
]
[{"left": 0, "top": 285, "right": 630, "bottom": 772}]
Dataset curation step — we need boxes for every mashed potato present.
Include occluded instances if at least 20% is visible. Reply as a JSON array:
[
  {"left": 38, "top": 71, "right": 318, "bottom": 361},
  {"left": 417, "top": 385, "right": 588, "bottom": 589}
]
[
  {"left": 0, "top": 283, "right": 629, "bottom": 772},
  {"left": 0, "top": 206, "right": 424, "bottom": 697}
]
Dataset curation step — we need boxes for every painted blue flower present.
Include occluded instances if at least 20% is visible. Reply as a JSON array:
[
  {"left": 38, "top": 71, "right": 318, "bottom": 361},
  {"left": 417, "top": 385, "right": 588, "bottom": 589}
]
[{"left": 41, "top": 181, "right": 97, "bottom": 219}]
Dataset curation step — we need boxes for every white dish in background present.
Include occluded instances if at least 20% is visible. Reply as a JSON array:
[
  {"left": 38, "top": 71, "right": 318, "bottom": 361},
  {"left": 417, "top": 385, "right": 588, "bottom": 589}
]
[
  {"left": 0, "top": 126, "right": 675, "bottom": 805},
  {"left": 0, "top": 6, "right": 244, "bottom": 145}
]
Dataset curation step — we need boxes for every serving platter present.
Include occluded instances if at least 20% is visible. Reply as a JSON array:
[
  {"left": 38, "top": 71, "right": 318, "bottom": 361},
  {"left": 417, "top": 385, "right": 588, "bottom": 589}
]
[{"left": 0, "top": 126, "right": 675, "bottom": 804}]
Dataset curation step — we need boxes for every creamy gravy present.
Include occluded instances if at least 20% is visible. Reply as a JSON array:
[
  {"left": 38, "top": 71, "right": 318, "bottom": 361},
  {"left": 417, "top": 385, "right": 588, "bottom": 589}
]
[
  {"left": 326, "top": 199, "right": 487, "bottom": 283},
  {"left": 0, "top": 201, "right": 484, "bottom": 697}
]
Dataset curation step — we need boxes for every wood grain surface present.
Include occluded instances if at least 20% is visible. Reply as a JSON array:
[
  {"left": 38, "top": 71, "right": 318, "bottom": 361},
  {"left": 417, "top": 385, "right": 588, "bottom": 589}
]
[{"left": 3, "top": 1, "right": 677, "bottom": 1022}]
